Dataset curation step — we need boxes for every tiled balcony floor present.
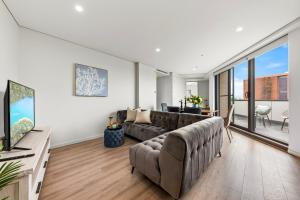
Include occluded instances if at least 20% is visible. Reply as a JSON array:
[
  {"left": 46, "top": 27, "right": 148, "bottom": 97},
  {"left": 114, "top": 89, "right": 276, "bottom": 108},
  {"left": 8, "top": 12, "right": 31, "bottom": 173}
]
[{"left": 233, "top": 115, "right": 289, "bottom": 143}]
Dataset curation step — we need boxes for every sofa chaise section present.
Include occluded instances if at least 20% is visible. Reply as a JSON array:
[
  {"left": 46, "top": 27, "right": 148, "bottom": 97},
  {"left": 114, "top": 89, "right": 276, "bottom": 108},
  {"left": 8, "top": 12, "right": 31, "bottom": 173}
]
[{"left": 129, "top": 117, "right": 224, "bottom": 199}]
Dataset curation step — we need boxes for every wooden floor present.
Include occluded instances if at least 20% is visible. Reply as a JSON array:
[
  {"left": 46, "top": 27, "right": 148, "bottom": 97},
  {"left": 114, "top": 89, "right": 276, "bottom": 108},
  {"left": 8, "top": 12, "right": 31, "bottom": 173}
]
[{"left": 39, "top": 131, "right": 300, "bottom": 200}]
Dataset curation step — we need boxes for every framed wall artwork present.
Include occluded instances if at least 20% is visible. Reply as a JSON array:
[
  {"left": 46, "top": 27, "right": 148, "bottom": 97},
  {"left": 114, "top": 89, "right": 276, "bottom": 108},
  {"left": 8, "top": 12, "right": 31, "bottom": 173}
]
[{"left": 75, "top": 63, "right": 108, "bottom": 97}]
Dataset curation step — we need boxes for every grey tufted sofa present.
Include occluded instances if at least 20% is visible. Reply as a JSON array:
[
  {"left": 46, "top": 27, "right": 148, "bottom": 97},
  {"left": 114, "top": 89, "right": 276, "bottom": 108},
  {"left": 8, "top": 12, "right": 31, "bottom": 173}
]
[
  {"left": 129, "top": 117, "right": 224, "bottom": 199},
  {"left": 117, "top": 110, "right": 210, "bottom": 141}
]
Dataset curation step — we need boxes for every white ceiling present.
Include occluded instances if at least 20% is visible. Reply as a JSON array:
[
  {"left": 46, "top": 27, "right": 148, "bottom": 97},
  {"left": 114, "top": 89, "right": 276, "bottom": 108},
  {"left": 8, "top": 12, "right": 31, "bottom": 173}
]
[{"left": 4, "top": 0, "right": 300, "bottom": 74}]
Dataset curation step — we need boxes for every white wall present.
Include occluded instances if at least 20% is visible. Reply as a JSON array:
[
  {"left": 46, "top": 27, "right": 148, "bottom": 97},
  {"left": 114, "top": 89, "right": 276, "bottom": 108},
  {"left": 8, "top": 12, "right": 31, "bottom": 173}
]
[
  {"left": 172, "top": 73, "right": 185, "bottom": 107},
  {"left": 136, "top": 63, "right": 157, "bottom": 110},
  {"left": 208, "top": 73, "right": 215, "bottom": 109},
  {"left": 19, "top": 28, "right": 135, "bottom": 147},
  {"left": 0, "top": 1, "right": 20, "bottom": 136},
  {"left": 156, "top": 73, "right": 186, "bottom": 110},
  {"left": 156, "top": 75, "right": 172, "bottom": 110},
  {"left": 198, "top": 80, "right": 209, "bottom": 100},
  {"left": 288, "top": 27, "right": 300, "bottom": 156}
]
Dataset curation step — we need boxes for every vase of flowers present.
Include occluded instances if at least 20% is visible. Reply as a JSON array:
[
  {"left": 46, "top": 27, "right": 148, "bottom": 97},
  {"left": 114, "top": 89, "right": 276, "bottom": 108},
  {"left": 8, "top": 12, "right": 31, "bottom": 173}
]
[{"left": 187, "top": 95, "right": 203, "bottom": 108}]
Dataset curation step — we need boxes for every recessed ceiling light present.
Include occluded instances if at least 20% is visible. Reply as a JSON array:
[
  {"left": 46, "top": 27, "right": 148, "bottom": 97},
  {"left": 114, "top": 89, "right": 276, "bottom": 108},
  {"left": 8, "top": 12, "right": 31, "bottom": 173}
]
[
  {"left": 236, "top": 26, "right": 243, "bottom": 32},
  {"left": 192, "top": 66, "right": 199, "bottom": 71},
  {"left": 75, "top": 5, "right": 84, "bottom": 13},
  {"left": 155, "top": 48, "right": 161, "bottom": 52}
]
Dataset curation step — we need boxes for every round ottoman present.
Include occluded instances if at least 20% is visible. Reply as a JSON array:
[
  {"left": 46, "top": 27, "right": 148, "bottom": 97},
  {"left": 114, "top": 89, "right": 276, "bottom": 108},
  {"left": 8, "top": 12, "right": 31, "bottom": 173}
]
[{"left": 104, "top": 127, "right": 124, "bottom": 148}]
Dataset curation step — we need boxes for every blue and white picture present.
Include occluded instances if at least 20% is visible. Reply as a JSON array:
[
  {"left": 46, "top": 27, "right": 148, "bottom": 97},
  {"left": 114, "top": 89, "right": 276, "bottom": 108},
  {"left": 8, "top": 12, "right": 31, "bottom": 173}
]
[{"left": 75, "top": 64, "right": 108, "bottom": 97}]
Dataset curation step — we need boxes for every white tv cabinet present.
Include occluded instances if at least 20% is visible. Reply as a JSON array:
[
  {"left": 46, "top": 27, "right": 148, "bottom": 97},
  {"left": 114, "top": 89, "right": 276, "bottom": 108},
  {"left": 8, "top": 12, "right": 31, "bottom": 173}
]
[{"left": 0, "top": 128, "right": 51, "bottom": 200}]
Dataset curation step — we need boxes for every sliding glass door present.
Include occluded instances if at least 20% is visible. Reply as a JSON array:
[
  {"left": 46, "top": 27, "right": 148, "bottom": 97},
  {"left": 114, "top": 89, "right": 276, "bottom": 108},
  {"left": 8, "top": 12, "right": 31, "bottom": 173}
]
[
  {"left": 232, "top": 61, "right": 249, "bottom": 129},
  {"left": 215, "top": 40, "right": 289, "bottom": 144},
  {"left": 253, "top": 43, "right": 289, "bottom": 143}
]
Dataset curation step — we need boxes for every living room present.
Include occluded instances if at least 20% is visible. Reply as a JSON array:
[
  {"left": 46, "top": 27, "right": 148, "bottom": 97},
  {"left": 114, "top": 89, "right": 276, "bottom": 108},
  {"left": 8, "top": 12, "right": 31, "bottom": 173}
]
[{"left": 0, "top": 0, "right": 300, "bottom": 200}]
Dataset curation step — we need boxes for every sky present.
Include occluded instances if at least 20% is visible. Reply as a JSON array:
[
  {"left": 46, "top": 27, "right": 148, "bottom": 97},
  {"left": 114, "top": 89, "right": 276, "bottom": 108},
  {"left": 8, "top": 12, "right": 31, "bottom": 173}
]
[{"left": 234, "top": 43, "right": 288, "bottom": 99}]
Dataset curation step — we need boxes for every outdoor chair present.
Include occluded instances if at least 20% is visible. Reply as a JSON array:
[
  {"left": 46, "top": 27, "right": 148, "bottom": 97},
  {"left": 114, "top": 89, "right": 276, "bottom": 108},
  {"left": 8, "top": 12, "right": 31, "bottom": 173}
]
[{"left": 255, "top": 105, "right": 272, "bottom": 128}]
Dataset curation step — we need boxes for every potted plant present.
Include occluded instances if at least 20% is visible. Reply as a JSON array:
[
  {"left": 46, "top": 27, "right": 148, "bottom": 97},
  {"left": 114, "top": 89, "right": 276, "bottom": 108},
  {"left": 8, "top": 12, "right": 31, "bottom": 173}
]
[
  {"left": 0, "top": 140, "right": 23, "bottom": 200},
  {"left": 187, "top": 95, "right": 203, "bottom": 108}
]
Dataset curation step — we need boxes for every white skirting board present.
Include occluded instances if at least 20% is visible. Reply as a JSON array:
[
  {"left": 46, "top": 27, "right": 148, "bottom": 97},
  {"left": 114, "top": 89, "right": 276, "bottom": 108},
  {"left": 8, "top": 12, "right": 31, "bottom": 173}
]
[
  {"left": 51, "top": 134, "right": 103, "bottom": 149},
  {"left": 288, "top": 149, "right": 300, "bottom": 158}
]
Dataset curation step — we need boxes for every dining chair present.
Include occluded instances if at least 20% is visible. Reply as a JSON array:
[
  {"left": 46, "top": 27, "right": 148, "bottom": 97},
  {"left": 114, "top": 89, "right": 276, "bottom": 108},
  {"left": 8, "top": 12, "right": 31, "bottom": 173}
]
[
  {"left": 161, "top": 103, "right": 168, "bottom": 112},
  {"left": 167, "top": 106, "right": 180, "bottom": 113},
  {"left": 183, "top": 107, "right": 201, "bottom": 114},
  {"left": 224, "top": 104, "right": 235, "bottom": 143}
]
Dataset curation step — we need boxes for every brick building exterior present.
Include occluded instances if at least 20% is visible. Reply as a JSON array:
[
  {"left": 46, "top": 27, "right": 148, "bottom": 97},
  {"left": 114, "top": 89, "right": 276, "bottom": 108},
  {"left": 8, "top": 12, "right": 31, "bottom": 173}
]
[{"left": 243, "top": 73, "right": 288, "bottom": 100}]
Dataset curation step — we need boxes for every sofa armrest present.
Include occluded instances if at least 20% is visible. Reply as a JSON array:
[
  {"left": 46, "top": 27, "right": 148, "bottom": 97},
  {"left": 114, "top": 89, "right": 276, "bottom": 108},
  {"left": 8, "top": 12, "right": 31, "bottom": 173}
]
[
  {"left": 159, "top": 117, "right": 224, "bottom": 199},
  {"left": 159, "top": 134, "right": 186, "bottom": 199}
]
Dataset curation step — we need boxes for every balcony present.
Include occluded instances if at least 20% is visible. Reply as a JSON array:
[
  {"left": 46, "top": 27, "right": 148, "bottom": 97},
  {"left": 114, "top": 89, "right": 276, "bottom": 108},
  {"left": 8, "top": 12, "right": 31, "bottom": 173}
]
[{"left": 233, "top": 100, "right": 289, "bottom": 143}]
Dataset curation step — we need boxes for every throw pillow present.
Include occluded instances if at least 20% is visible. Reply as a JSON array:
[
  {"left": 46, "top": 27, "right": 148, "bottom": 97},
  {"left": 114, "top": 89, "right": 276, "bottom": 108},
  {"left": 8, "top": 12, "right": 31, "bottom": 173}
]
[
  {"left": 134, "top": 110, "right": 152, "bottom": 124},
  {"left": 125, "top": 108, "right": 140, "bottom": 122}
]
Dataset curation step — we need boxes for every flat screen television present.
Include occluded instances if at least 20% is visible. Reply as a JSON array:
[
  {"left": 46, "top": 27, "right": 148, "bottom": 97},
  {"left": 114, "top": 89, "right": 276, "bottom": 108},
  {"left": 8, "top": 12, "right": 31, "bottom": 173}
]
[{"left": 3, "top": 80, "right": 35, "bottom": 151}]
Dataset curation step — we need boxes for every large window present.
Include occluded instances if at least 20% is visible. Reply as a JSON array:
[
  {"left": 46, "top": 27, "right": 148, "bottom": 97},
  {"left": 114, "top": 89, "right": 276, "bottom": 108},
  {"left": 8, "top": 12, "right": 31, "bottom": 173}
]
[
  {"left": 255, "top": 43, "right": 288, "bottom": 101},
  {"left": 254, "top": 43, "right": 288, "bottom": 142},
  {"left": 186, "top": 82, "right": 198, "bottom": 96},
  {"left": 279, "top": 76, "right": 288, "bottom": 100},
  {"left": 215, "top": 41, "right": 289, "bottom": 144},
  {"left": 233, "top": 61, "right": 249, "bottom": 128}
]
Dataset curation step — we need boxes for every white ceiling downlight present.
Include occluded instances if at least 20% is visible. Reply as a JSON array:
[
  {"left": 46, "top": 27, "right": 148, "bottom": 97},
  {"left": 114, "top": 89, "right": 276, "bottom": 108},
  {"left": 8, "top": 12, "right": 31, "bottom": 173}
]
[
  {"left": 4, "top": 0, "right": 300, "bottom": 74},
  {"left": 155, "top": 48, "right": 161, "bottom": 52},
  {"left": 236, "top": 26, "right": 244, "bottom": 32},
  {"left": 75, "top": 4, "right": 84, "bottom": 13},
  {"left": 192, "top": 66, "right": 199, "bottom": 71}
]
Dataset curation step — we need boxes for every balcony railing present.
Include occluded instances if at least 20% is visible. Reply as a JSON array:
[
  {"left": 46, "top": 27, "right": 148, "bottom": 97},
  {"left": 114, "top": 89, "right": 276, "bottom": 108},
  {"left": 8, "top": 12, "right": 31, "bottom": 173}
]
[
  {"left": 234, "top": 100, "right": 288, "bottom": 123},
  {"left": 233, "top": 100, "right": 289, "bottom": 143}
]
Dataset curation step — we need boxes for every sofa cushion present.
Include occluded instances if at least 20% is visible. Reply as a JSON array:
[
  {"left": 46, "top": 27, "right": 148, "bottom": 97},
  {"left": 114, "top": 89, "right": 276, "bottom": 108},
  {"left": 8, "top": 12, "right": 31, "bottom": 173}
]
[
  {"left": 125, "top": 108, "right": 140, "bottom": 122},
  {"left": 129, "top": 133, "right": 169, "bottom": 184},
  {"left": 135, "top": 110, "right": 151, "bottom": 124},
  {"left": 124, "top": 123, "right": 168, "bottom": 141},
  {"left": 150, "top": 111, "right": 179, "bottom": 131},
  {"left": 177, "top": 113, "right": 210, "bottom": 128}
]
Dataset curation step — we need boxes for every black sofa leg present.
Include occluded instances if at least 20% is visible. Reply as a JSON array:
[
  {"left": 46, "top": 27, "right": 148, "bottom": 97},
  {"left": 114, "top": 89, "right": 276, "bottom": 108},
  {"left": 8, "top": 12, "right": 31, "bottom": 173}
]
[{"left": 131, "top": 167, "right": 135, "bottom": 174}]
